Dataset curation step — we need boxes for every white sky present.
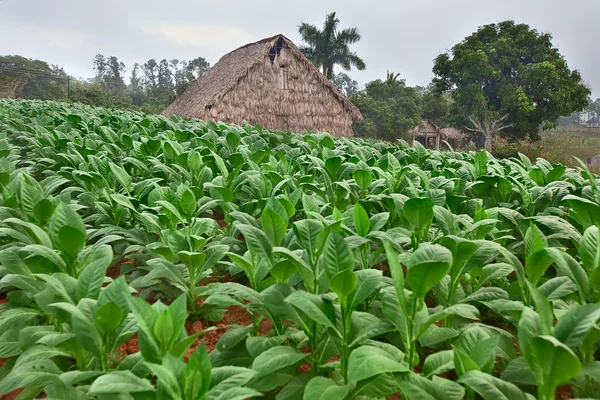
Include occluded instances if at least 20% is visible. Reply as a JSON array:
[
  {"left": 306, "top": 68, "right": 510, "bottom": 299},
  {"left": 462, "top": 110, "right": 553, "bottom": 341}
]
[{"left": 0, "top": 0, "right": 598, "bottom": 97}]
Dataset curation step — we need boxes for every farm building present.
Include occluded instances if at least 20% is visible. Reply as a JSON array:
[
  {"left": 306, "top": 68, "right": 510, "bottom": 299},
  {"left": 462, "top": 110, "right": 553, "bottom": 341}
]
[
  {"left": 162, "top": 34, "right": 362, "bottom": 137},
  {"left": 586, "top": 116, "right": 599, "bottom": 128},
  {"left": 409, "top": 121, "right": 469, "bottom": 149}
]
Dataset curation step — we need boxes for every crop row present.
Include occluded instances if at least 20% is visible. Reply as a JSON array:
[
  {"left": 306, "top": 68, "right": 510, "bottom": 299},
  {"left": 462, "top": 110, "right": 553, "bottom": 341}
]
[{"left": 1, "top": 99, "right": 600, "bottom": 399}]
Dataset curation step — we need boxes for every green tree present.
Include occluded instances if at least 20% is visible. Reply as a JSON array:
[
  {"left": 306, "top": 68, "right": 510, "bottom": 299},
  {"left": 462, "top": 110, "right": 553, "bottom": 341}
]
[
  {"left": 298, "top": 12, "right": 365, "bottom": 79},
  {"left": 419, "top": 84, "right": 452, "bottom": 126},
  {"left": 0, "top": 55, "right": 67, "bottom": 100},
  {"left": 352, "top": 72, "right": 421, "bottom": 141},
  {"left": 332, "top": 72, "right": 359, "bottom": 97},
  {"left": 433, "top": 20, "right": 590, "bottom": 152}
]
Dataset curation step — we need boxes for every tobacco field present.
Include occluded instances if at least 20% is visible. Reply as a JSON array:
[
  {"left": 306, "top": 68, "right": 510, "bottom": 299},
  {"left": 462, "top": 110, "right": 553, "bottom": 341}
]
[{"left": 2, "top": 99, "right": 600, "bottom": 400}]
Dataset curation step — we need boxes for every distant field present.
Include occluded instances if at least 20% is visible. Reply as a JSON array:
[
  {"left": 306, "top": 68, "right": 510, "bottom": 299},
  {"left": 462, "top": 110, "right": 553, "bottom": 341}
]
[{"left": 535, "top": 128, "right": 600, "bottom": 168}]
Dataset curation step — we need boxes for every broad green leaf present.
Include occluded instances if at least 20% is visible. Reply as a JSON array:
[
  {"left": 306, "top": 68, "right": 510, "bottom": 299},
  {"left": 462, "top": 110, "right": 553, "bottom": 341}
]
[
  {"left": 403, "top": 197, "right": 435, "bottom": 233},
  {"left": 553, "top": 304, "right": 600, "bottom": 348},
  {"left": 406, "top": 244, "right": 452, "bottom": 299},
  {"left": 459, "top": 370, "right": 534, "bottom": 400},
  {"left": 251, "top": 346, "right": 308, "bottom": 376},
  {"left": 76, "top": 244, "right": 112, "bottom": 300},
  {"left": 347, "top": 345, "right": 408, "bottom": 383},
  {"left": 423, "top": 350, "right": 454, "bottom": 378},
  {"left": 353, "top": 203, "right": 370, "bottom": 237},
  {"left": 323, "top": 231, "right": 354, "bottom": 279},
  {"left": 89, "top": 370, "right": 154, "bottom": 394},
  {"left": 303, "top": 377, "right": 350, "bottom": 400},
  {"left": 530, "top": 335, "right": 582, "bottom": 392},
  {"left": 262, "top": 208, "right": 287, "bottom": 246}
]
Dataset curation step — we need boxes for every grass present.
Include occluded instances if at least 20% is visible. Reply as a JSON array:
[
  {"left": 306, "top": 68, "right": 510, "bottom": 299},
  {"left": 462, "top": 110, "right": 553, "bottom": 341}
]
[{"left": 492, "top": 128, "right": 600, "bottom": 171}]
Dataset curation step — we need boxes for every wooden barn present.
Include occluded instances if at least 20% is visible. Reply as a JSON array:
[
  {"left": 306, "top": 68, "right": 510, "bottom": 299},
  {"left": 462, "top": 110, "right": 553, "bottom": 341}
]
[{"left": 162, "top": 34, "right": 362, "bottom": 137}]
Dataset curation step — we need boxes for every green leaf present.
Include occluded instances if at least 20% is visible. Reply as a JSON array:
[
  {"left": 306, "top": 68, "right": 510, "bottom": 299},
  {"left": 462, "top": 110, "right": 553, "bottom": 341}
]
[
  {"left": 262, "top": 208, "right": 287, "bottom": 246},
  {"left": 217, "top": 325, "right": 253, "bottom": 352},
  {"left": 251, "top": 346, "right": 308, "bottom": 376},
  {"left": 49, "top": 202, "right": 86, "bottom": 258},
  {"left": 525, "top": 281, "right": 553, "bottom": 335},
  {"left": 423, "top": 350, "right": 455, "bottom": 378},
  {"left": 109, "top": 161, "right": 132, "bottom": 191},
  {"left": 354, "top": 169, "right": 372, "bottom": 193},
  {"left": 347, "top": 345, "right": 408, "bottom": 383},
  {"left": 215, "top": 387, "right": 264, "bottom": 400},
  {"left": 329, "top": 269, "right": 357, "bottom": 304},
  {"left": 406, "top": 244, "right": 452, "bottom": 299},
  {"left": 403, "top": 197, "right": 435, "bottom": 234},
  {"left": 184, "top": 344, "right": 211, "bottom": 400},
  {"left": 501, "top": 357, "right": 537, "bottom": 385},
  {"left": 76, "top": 244, "right": 113, "bottom": 300},
  {"left": 530, "top": 336, "right": 582, "bottom": 393},
  {"left": 154, "top": 310, "right": 175, "bottom": 349},
  {"left": 553, "top": 304, "right": 600, "bottom": 348},
  {"left": 459, "top": 370, "right": 534, "bottom": 400},
  {"left": 323, "top": 231, "right": 354, "bottom": 279},
  {"left": 236, "top": 224, "right": 272, "bottom": 264},
  {"left": 348, "top": 269, "right": 382, "bottom": 311},
  {"left": 246, "top": 335, "right": 289, "bottom": 358},
  {"left": 581, "top": 226, "right": 600, "bottom": 271},
  {"left": 180, "top": 188, "right": 197, "bottom": 217},
  {"left": 285, "top": 291, "right": 336, "bottom": 331},
  {"left": 303, "top": 377, "right": 350, "bottom": 400},
  {"left": 33, "top": 198, "right": 55, "bottom": 225},
  {"left": 353, "top": 203, "right": 370, "bottom": 237},
  {"left": 88, "top": 370, "right": 155, "bottom": 394},
  {"left": 95, "top": 301, "right": 123, "bottom": 335},
  {"left": 473, "top": 150, "right": 488, "bottom": 177}
]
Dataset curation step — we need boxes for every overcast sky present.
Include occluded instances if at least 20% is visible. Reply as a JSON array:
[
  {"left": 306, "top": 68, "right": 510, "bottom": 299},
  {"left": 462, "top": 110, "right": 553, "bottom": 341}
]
[{"left": 1, "top": 0, "right": 598, "bottom": 97}]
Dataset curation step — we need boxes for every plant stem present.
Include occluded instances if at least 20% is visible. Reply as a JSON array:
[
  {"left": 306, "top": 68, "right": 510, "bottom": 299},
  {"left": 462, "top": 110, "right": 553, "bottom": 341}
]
[
  {"left": 538, "top": 385, "right": 555, "bottom": 400},
  {"left": 341, "top": 304, "right": 349, "bottom": 384},
  {"left": 311, "top": 323, "right": 319, "bottom": 373},
  {"left": 408, "top": 295, "right": 419, "bottom": 370}
]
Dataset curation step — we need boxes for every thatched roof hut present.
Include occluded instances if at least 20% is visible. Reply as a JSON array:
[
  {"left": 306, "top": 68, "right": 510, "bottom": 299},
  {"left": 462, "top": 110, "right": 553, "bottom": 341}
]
[
  {"left": 162, "top": 34, "right": 362, "bottom": 137},
  {"left": 439, "top": 127, "right": 463, "bottom": 141},
  {"left": 409, "top": 120, "right": 442, "bottom": 149}
]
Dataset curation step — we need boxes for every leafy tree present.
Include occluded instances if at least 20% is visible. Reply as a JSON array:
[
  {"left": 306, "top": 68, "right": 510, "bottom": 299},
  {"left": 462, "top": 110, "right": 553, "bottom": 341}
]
[
  {"left": 298, "top": 12, "right": 365, "bottom": 79},
  {"left": 419, "top": 84, "right": 452, "bottom": 126},
  {"left": 92, "top": 54, "right": 107, "bottom": 81},
  {"left": 433, "top": 20, "right": 590, "bottom": 151},
  {"left": 129, "top": 63, "right": 145, "bottom": 106},
  {"left": 332, "top": 72, "right": 360, "bottom": 97},
  {"left": 0, "top": 55, "right": 67, "bottom": 100},
  {"left": 352, "top": 72, "right": 421, "bottom": 141}
]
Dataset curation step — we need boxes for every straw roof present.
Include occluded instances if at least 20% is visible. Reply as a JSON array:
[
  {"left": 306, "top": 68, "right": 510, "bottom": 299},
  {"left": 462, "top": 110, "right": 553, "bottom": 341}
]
[
  {"left": 162, "top": 34, "right": 362, "bottom": 122},
  {"left": 440, "top": 127, "right": 464, "bottom": 140},
  {"left": 409, "top": 120, "right": 440, "bottom": 135}
]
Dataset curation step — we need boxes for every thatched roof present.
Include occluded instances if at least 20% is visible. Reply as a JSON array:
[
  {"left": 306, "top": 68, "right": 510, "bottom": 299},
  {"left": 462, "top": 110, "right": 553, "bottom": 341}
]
[
  {"left": 409, "top": 120, "right": 440, "bottom": 135},
  {"left": 440, "top": 127, "right": 463, "bottom": 140},
  {"left": 162, "top": 34, "right": 362, "bottom": 121}
]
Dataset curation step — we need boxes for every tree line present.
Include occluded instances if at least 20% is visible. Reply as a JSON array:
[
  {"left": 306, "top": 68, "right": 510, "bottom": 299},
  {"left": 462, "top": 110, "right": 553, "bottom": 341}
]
[{"left": 0, "top": 54, "right": 210, "bottom": 114}]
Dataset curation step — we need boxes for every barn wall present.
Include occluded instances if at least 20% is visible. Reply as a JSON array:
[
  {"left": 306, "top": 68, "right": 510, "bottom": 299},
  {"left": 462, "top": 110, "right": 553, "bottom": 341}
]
[{"left": 196, "top": 47, "right": 355, "bottom": 137}]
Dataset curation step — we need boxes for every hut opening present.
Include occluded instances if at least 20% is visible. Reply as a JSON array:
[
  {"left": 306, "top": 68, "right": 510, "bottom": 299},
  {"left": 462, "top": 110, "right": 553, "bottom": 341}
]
[{"left": 162, "top": 34, "right": 362, "bottom": 137}]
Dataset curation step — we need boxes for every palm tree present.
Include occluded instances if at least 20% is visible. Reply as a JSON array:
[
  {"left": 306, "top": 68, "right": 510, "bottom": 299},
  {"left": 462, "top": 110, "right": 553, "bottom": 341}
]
[{"left": 298, "top": 12, "right": 366, "bottom": 79}]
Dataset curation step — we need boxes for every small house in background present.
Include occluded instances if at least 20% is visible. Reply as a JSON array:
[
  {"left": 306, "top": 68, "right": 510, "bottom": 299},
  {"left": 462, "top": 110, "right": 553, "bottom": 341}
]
[
  {"left": 409, "top": 121, "right": 470, "bottom": 150},
  {"left": 409, "top": 120, "right": 442, "bottom": 149},
  {"left": 586, "top": 117, "right": 599, "bottom": 128},
  {"left": 440, "top": 127, "right": 470, "bottom": 149},
  {"left": 162, "top": 34, "right": 362, "bottom": 137}
]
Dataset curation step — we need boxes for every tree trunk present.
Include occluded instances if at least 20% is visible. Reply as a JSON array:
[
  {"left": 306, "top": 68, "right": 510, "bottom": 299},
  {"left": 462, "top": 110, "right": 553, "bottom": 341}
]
[
  {"left": 485, "top": 130, "right": 493, "bottom": 153},
  {"left": 322, "top": 65, "right": 328, "bottom": 77}
]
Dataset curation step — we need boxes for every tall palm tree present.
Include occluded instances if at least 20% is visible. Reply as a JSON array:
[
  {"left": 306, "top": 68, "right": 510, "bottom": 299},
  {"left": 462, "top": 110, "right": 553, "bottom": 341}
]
[{"left": 298, "top": 12, "right": 366, "bottom": 79}]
